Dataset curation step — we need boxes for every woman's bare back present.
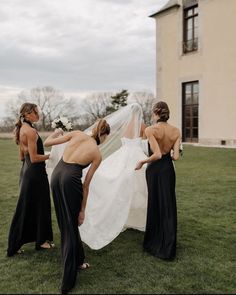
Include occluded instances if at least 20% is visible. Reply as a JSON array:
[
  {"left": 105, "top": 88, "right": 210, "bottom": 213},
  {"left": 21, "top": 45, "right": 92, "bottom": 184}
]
[
  {"left": 63, "top": 131, "right": 100, "bottom": 166},
  {"left": 151, "top": 123, "right": 180, "bottom": 155},
  {"left": 19, "top": 124, "right": 38, "bottom": 154}
]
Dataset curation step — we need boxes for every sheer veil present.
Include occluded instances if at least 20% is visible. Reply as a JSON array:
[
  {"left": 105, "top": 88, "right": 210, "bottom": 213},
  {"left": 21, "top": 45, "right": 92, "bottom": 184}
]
[
  {"left": 46, "top": 103, "right": 148, "bottom": 249},
  {"left": 46, "top": 102, "right": 144, "bottom": 179}
]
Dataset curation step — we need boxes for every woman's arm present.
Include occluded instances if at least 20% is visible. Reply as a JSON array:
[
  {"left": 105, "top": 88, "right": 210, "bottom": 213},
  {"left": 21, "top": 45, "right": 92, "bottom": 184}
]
[
  {"left": 135, "top": 127, "right": 162, "bottom": 170},
  {"left": 78, "top": 154, "right": 102, "bottom": 226},
  {"left": 27, "top": 129, "right": 50, "bottom": 163},
  {"left": 44, "top": 130, "right": 73, "bottom": 147},
  {"left": 172, "top": 134, "right": 181, "bottom": 161},
  {"left": 140, "top": 122, "right": 147, "bottom": 139}
]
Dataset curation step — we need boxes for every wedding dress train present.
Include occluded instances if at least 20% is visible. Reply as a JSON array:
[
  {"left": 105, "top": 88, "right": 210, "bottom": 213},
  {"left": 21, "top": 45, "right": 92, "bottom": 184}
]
[{"left": 79, "top": 137, "right": 148, "bottom": 249}]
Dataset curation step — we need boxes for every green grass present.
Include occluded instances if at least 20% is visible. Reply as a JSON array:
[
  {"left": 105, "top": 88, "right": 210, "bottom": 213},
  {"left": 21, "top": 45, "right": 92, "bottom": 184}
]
[{"left": 0, "top": 138, "right": 235, "bottom": 294}]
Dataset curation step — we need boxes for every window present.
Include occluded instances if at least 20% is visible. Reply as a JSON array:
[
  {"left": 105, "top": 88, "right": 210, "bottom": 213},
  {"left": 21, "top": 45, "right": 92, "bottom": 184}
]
[
  {"left": 183, "top": 5, "right": 198, "bottom": 53},
  {"left": 182, "top": 81, "right": 199, "bottom": 142}
]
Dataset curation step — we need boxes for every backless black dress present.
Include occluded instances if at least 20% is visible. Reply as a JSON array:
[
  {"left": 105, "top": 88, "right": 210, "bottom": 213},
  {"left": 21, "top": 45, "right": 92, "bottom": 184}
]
[
  {"left": 7, "top": 127, "right": 53, "bottom": 256},
  {"left": 50, "top": 158, "right": 89, "bottom": 294},
  {"left": 143, "top": 141, "right": 177, "bottom": 260}
]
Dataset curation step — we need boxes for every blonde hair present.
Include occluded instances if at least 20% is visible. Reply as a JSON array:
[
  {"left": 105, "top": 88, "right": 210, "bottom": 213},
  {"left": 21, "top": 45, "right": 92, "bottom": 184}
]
[
  {"left": 92, "top": 119, "right": 110, "bottom": 145},
  {"left": 14, "top": 102, "right": 37, "bottom": 145},
  {"left": 152, "top": 101, "right": 170, "bottom": 122}
]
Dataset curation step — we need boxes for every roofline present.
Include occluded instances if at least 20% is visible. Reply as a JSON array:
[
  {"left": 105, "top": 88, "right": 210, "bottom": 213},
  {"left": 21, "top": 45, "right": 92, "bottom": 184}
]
[{"left": 149, "top": 4, "right": 181, "bottom": 18}]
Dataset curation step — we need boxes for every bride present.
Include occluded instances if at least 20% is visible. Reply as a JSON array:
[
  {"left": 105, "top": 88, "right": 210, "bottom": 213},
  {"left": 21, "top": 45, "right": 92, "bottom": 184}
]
[{"left": 46, "top": 103, "right": 148, "bottom": 250}]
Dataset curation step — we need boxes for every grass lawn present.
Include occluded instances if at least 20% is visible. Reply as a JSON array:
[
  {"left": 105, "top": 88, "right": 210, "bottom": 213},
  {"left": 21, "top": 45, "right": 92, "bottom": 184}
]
[{"left": 0, "top": 138, "right": 235, "bottom": 294}]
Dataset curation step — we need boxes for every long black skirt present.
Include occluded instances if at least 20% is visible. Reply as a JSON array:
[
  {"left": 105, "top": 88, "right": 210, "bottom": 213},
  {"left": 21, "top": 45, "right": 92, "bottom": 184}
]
[
  {"left": 51, "top": 159, "right": 85, "bottom": 294},
  {"left": 143, "top": 153, "right": 177, "bottom": 260},
  {"left": 7, "top": 154, "right": 53, "bottom": 256}
]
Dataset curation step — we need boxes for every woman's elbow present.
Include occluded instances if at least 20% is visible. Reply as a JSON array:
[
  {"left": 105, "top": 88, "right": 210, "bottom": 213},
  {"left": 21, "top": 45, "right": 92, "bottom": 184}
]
[
  {"left": 30, "top": 156, "right": 37, "bottom": 163},
  {"left": 154, "top": 152, "right": 162, "bottom": 161},
  {"left": 44, "top": 140, "right": 50, "bottom": 147},
  {"left": 43, "top": 140, "right": 48, "bottom": 147},
  {"left": 172, "top": 154, "right": 179, "bottom": 161}
]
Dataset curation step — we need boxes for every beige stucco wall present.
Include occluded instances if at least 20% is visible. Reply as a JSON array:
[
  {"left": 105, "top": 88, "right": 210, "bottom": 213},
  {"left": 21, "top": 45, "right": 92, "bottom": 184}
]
[{"left": 154, "top": 0, "right": 236, "bottom": 145}]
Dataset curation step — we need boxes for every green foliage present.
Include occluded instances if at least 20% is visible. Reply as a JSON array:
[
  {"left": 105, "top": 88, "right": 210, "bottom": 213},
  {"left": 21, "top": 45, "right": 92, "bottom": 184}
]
[
  {"left": 106, "top": 89, "right": 129, "bottom": 114},
  {"left": 0, "top": 140, "right": 235, "bottom": 294}
]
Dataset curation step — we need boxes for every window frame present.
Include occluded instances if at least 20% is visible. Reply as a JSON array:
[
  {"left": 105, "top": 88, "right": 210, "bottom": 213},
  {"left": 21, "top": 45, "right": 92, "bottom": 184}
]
[
  {"left": 183, "top": 4, "right": 198, "bottom": 53},
  {"left": 182, "top": 81, "right": 199, "bottom": 142}
]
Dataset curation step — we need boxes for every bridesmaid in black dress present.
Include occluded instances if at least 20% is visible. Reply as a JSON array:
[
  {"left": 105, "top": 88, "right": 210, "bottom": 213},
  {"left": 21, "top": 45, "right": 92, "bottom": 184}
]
[
  {"left": 135, "top": 101, "right": 181, "bottom": 260},
  {"left": 7, "top": 103, "right": 54, "bottom": 257},
  {"left": 44, "top": 119, "right": 110, "bottom": 294}
]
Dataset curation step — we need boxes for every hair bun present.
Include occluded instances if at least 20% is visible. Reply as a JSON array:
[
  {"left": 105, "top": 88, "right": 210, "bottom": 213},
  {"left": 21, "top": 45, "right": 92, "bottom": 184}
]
[
  {"left": 152, "top": 101, "right": 170, "bottom": 122},
  {"left": 92, "top": 119, "right": 110, "bottom": 145}
]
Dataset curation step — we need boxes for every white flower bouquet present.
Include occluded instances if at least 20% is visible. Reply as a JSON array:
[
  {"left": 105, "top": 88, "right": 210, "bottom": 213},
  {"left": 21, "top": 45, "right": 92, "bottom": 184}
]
[
  {"left": 51, "top": 116, "right": 73, "bottom": 131},
  {"left": 179, "top": 143, "right": 183, "bottom": 156}
]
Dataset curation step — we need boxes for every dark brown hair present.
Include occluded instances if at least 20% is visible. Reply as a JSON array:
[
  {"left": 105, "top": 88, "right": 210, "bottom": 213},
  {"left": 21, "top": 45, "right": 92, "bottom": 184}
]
[
  {"left": 14, "top": 102, "right": 37, "bottom": 145},
  {"left": 92, "top": 119, "right": 110, "bottom": 145},
  {"left": 152, "top": 101, "right": 170, "bottom": 122}
]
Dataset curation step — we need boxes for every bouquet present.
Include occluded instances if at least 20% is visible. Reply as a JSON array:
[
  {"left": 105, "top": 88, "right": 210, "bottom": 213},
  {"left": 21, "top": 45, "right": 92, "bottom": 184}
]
[
  {"left": 51, "top": 116, "right": 73, "bottom": 131},
  {"left": 179, "top": 143, "right": 184, "bottom": 156}
]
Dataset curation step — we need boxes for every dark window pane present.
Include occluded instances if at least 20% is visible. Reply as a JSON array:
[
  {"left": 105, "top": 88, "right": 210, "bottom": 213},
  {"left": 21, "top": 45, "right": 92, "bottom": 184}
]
[
  {"left": 193, "top": 128, "right": 198, "bottom": 138},
  {"left": 185, "top": 117, "right": 191, "bottom": 127},
  {"left": 185, "top": 128, "right": 191, "bottom": 138},
  {"left": 192, "top": 106, "right": 198, "bottom": 116},
  {"left": 185, "top": 106, "right": 191, "bottom": 116},
  {"left": 193, "top": 118, "right": 198, "bottom": 128}
]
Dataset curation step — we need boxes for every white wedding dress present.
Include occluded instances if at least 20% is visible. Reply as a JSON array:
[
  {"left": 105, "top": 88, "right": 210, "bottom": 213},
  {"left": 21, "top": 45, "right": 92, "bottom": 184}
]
[
  {"left": 46, "top": 103, "right": 148, "bottom": 250},
  {"left": 79, "top": 137, "right": 148, "bottom": 249}
]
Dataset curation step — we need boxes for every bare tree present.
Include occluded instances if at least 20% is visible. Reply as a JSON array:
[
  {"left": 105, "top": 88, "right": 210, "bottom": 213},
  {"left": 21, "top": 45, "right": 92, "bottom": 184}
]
[
  {"left": 6, "top": 86, "right": 77, "bottom": 130},
  {"left": 72, "top": 113, "right": 95, "bottom": 131},
  {"left": 129, "top": 92, "right": 156, "bottom": 125},
  {"left": 0, "top": 116, "right": 16, "bottom": 132},
  {"left": 80, "top": 92, "right": 113, "bottom": 125}
]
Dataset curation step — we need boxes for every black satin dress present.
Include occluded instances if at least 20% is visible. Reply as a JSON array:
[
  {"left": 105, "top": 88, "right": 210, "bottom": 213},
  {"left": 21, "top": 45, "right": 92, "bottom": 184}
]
[
  {"left": 143, "top": 142, "right": 177, "bottom": 260},
  {"left": 7, "top": 130, "right": 53, "bottom": 257},
  {"left": 51, "top": 158, "right": 89, "bottom": 294}
]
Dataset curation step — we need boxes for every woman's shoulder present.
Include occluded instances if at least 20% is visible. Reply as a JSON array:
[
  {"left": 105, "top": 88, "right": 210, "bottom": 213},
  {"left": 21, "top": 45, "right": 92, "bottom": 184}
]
[
  {"left": 169, "top": 124, "right": 181, "bottom": 136},
  {"left": 70, "top": 130, "right": 90, "bottom": 140},
  {"left": 21, "top": 124, "right": 37, "bottom": 136},
  {"left": 144, "top": 125, "right": 156, "bottom": 134},
  {"left": 145, "top": 125, "right": 163, "bottom": 136}
]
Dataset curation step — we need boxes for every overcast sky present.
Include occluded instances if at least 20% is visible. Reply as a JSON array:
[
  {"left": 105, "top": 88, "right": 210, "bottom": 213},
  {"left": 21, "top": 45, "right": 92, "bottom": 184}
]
[{"left": 0, "top": 0, "right": 168, "bottom": 117}]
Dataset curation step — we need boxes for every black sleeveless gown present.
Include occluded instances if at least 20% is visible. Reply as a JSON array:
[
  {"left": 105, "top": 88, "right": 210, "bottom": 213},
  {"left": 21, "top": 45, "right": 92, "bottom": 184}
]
[
  {"left": 51, "top": 158, "right": 89, "bottom": 294},
  {"left": 143, "top": 143, "right": 177, "bottom": 260},
  {"left": 7, "top": 134, "right": 53, "bottom": 257}
]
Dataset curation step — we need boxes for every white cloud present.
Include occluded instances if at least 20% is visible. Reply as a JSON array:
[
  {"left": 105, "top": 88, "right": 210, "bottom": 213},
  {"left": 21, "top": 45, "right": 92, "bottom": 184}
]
[{"left": 0, "top": 0, "right": 168, "bottom": 117}]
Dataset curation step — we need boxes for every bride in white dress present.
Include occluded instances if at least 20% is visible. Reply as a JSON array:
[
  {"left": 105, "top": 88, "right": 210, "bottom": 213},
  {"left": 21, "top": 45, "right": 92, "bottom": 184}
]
[{"left": 46, "top": 103, "right": 148, "bottom": 250}]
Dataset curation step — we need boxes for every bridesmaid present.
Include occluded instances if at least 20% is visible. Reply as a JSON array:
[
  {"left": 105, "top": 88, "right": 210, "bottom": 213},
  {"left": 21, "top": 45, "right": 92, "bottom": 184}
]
[
  {"left": 7, "top": 103, "right": 54, "bottom": 257},
  {"left": 44, "top": 119, "right": 110, "bottom": 294},
  {"left": 135, "top": 101, "right": 181, "bottom": 260}
]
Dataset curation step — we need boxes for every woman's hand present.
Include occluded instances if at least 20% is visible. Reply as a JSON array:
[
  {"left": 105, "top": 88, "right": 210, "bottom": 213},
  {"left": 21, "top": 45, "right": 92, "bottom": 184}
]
[
  {"left": 54, "top": 128, "right": 64, "bottom": 137},
  {"left": 135, "top": 160, "right": 144, "bottom": 170},
  {"left": 78, "top": 211, "right": 85, "bottom": 226}
]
